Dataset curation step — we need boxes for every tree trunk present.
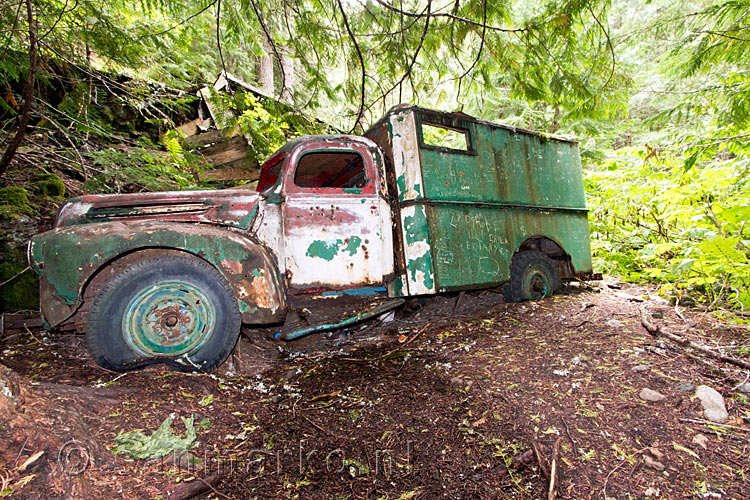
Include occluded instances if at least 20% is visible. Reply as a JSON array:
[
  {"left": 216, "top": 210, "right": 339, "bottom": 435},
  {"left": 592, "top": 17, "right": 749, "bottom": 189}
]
[
  {"left": 281, "top": 50, "right": 295, "bottom": 103},
  {"left": 258, "top": 38, "right": 274, "bottom": 96},
  {"left": 0, "top": 0, "right": 38, "bottom": 179}
]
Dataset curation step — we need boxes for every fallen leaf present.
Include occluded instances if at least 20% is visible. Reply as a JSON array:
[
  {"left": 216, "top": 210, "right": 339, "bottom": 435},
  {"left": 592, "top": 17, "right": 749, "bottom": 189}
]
[
  {"left": 472, "top": 417, "right": 486, "bottom": 427},
  {"left": 648, "top": 447, "right": 664, "bottom": 461}
]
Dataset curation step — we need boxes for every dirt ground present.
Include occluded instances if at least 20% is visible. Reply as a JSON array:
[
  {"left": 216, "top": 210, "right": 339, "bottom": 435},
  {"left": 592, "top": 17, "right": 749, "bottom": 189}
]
[{"left": 1, "top": 282, "right": 749, "bottom": 499}]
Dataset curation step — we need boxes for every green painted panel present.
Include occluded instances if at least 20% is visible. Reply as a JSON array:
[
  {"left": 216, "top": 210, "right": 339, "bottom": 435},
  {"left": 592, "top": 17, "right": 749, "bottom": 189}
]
[
  {"left": 420, "top": 124, "right": 586, "bottom": 209},
  {"left": 425, "top": 204, "right": 592, "bottom": 290}
]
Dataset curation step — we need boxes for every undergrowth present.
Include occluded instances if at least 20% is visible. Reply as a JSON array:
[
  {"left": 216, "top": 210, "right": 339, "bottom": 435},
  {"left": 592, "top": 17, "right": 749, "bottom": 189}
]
[{"left": 586, "top": 148, "right": 749, "bottom": 313}]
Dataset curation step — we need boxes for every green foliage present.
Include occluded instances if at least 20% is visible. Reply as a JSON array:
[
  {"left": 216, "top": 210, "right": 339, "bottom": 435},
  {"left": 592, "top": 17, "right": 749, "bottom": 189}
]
[
  {"left": 83, "top": 147, "right": 207, "bottom": 194},
  {"left": 114, "top": 415, "right": 197, "bottom": 459},
  {"left": 586, "top": 148, "right": 750, "bottom": 310},
  {"left": 214, "top": 89, "right": 330, "bottom": 163}
]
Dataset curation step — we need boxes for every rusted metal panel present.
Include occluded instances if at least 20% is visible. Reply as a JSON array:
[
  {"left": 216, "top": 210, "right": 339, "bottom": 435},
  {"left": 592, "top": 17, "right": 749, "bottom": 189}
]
[
  {"left": 28, "top": 221, "right": 285, "bottom": 327},
  {"left": 387, "top": 110, "right": 436, "bottom": 295},
  {"left": 277, "top": 136, "right": 394, "bottom": 291},
  {"left": 54, "top": 188, "right": 261, "bottom": 230}
]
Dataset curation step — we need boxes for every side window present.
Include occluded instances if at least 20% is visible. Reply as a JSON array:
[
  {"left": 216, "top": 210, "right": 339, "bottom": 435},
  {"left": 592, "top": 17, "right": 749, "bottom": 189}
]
[
  {"left": 294, "top": 151, "right": 368, "bottom": 189},
  {"left": 421, "top": 123, "right": 470, "bottom": 151}
]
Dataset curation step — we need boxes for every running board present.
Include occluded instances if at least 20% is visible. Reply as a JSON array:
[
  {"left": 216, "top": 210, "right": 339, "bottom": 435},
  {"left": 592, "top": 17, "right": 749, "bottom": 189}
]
[{"left": 276, "top": 298, "right": 405, "bottom": 341}]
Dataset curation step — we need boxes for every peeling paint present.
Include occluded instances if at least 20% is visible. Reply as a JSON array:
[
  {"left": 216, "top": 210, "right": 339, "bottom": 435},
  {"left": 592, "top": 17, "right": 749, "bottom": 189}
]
[{"left": 305, "top": 236, "right": 362, "bottom": 261}]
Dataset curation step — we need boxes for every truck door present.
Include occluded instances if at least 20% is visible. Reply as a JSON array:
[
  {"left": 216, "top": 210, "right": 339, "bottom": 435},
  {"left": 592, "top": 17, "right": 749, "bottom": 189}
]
[{"left": 281, "top": 140, "right": 386, "bottom": 290}]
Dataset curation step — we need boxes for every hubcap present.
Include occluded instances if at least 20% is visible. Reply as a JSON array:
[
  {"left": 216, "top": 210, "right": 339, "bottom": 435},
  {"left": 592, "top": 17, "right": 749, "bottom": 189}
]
[
  {"left": 123, "top": 281, "right": 215, "bottom": 357},
  {"left": 522, "top": 266, "right": 551, "bottom": 300}
]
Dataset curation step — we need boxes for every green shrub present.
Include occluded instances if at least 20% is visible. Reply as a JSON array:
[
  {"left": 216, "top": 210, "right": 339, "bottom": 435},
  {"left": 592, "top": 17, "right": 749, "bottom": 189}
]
[{"left": 586, "top": 148, "right": 750, "bottom": 311}]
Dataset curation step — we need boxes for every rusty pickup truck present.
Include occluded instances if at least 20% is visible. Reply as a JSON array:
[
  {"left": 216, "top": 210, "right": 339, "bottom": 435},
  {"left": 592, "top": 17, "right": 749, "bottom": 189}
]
[{"left": 28, "top": 105, "right": 593, "bottom": 372}]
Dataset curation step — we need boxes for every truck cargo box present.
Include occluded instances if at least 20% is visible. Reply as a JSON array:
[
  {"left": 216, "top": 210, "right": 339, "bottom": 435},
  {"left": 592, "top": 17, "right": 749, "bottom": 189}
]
[{"left": 366, "top": 105, "right": 592, "bottom": 297}]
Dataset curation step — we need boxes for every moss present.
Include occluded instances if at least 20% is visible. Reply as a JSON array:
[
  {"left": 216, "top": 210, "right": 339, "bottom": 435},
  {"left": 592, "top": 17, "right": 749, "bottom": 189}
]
[
  {"left": 0, "top": 246, "right": 39, "bottom": 313},
  {"left": 0, "top": 186, "right": 33, "bottom": 220},
  {"left": 31, "top": 173, "right": 66, "bottom": 199}
]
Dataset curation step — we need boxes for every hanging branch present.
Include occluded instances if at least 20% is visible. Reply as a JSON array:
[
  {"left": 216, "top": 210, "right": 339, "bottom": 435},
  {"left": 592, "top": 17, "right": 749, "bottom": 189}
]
[
  {"left": 337, "top": 0, "right": 366, "bottom": 133},
  {"left": 0, "top": 0, "right": 37, "bottom": 179},
  {"left": 457, "top": 0, "right": 487, "bottom": 98},
  {"left": 587, "top": 5, "right": 616, "bottom": 98},
  {"left": 216, "top": 0, "right": 228, "bottom": 77},
  {"left": 376, "top": 0, "right": 430, "bottom": 105},
  {"left": 248, "top": 0, "right": 287, "bottom": 99},
  {"left": 374, "top": 0, "right": 527, "bottom": 34}
]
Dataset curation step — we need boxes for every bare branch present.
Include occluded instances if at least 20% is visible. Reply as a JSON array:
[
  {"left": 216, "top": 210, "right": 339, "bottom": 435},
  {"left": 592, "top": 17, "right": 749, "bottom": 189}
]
[
  {"left": 337, "top": 0, "right": 366, "bottom": 133},
  {"left": 216, "top": 0, "right": 227, "bottom": 76}
]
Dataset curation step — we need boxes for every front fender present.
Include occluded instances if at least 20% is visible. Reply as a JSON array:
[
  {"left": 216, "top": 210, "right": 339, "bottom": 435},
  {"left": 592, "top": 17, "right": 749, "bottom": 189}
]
[{"left": 29, "top": 221, "right": 286, "bottom": 327}]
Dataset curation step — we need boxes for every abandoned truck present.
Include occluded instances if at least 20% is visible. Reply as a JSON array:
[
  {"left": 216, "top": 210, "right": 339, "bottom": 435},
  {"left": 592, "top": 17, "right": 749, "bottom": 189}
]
[{"left": 28, "top": 105, "right": 593, "bottom": 373}]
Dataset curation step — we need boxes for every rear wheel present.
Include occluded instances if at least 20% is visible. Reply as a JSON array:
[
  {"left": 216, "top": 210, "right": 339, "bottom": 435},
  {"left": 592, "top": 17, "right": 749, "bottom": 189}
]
[
  {"left": 503, "top": 250, "right": 561, "bottom": 303},
  {"left": 86, "top": 255, "right": 241, "bottom": 373}
]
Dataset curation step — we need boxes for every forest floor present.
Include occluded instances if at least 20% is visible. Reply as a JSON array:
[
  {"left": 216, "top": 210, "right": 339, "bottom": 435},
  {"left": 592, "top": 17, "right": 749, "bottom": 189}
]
[{"left": 1, "top": 282, "right": 749, "bottom": 500}]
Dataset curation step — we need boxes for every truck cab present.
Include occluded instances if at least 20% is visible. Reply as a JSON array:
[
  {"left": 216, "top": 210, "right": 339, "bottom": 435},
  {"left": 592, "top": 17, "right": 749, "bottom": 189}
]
[{"left": 251, "top": 136, "right": 394, "bottom": 294}]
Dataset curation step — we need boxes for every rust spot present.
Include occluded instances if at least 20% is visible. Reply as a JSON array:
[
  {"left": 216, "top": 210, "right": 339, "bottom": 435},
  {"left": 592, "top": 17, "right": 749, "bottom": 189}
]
[
  {"left": 220, "top": 259, "right": 243, "bottom": 275},
  {"left": 249, "top": 275, "right": 273, "bottom": 309}
]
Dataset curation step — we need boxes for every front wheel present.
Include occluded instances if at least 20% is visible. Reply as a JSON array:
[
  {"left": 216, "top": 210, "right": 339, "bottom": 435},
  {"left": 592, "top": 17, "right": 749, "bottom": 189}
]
[
  {"left": 502, "top": 250, "right": 561, "bottom": 303},
  {"left": 86, "top": 255, "right": 241, "bottom": 373}
]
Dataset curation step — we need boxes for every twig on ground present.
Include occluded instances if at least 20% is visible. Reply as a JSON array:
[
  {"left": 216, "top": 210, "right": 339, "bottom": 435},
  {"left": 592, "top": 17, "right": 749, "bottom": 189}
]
[
  {"left": 561, "top": 417, "right": 576, "bottom": 450},
  {"left": 301, "top": 414, "right": 333, "bottom": 437},
  {"left": 547, "top": 437, "right": 562, "bottom": 500},
  {"left": 24, "top": 325, "right": 43, "bottom": 345},
  {"left": 531, "top": 440, "right": 549, "bottom": 479},
  {"left": 341, "top": 323, "right": 431, "bottom": 362},
  {"left": 602, "top": 446, "right": 649, "bottom": 499},
  {"left": 674, "top": 302, "right": 687, "bottom": 322},
  {"left": 167, "top": 473, "right": 227, "bottom": 500},
  {"left": 639, "top": 306, "right": 750, "bottom": 370},
  {"left": 679, "top": 418, "right": 750, "bottom": 434}
]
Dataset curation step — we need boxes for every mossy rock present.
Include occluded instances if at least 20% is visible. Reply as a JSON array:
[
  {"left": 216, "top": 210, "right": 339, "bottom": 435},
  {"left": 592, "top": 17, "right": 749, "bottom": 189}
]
[
  {"left": 0, "top": 186, "right": 33, "bottom": 220},
  {"left": 0, "top": 246, "right": 39, "bottom": 313},
  {"left": 31, "top": 173, "right": 66, "bottom": 199}
]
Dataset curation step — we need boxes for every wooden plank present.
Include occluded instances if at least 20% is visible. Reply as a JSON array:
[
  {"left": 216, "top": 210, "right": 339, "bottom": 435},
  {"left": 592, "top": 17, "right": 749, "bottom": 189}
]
[
  {"left": 185, "top": 129, "right": 228, "bottom": 148},
  {"left": 201, "top": 135, "right": 249, "bottom": 165},
  {"left": 1, "top": 312, "right": 42, "bottom": 336},
  {"left": 198, "top": 86, "right": 234, "bottom": 129},
  {"left": 175, "top": 118, "right": 211, "bottom": 138},
  {"left": 200, "top": 156, "right": 259, "bottom": 181}
]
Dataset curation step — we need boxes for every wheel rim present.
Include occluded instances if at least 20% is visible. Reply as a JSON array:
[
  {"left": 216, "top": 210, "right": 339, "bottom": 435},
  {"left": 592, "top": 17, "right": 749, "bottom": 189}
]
[
  {"left": 522, "top": 266, "right": 552, "bottom": 300},
  {"left": 123, "top": 281, "right": 215, "bottom": 357}
]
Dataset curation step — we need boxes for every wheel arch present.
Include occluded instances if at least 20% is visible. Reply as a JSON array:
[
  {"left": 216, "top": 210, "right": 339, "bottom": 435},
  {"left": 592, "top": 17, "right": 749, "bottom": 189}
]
[
  {"left": 513, "top": 236, "right": 575, "bottom": 279},
  {"left": 33, "top": 221, "right": 286, "bottom": 328}
]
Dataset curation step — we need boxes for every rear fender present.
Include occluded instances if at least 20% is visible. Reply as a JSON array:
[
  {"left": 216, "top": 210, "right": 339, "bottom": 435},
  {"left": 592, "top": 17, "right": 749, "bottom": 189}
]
[{"left": 29, "top": 221, "right": 286, "bottom": 327}]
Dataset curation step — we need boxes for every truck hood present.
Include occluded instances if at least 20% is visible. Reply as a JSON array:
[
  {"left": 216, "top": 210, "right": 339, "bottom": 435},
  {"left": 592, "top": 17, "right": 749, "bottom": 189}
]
[{"left": 54, "top": 188, "right": 261, "bottom": 230}]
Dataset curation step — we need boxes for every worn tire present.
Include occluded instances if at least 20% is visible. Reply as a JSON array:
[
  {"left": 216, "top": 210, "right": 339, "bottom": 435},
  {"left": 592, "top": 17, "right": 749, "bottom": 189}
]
[
  {"left": 86, "top": 255, "right": 241, "bottom": 373},
  {"left": 502, "top": 250, "right": 561, "bottom": 303}
]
